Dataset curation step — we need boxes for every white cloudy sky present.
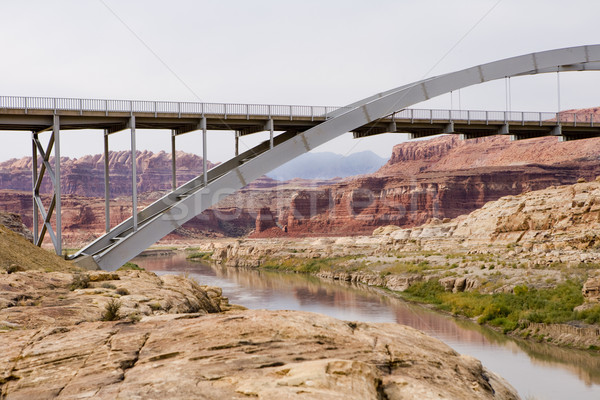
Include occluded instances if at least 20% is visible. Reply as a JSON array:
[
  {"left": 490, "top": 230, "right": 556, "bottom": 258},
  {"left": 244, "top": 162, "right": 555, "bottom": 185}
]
[{"left": 1, "top": 0, "right": 600, "bottom": 162}]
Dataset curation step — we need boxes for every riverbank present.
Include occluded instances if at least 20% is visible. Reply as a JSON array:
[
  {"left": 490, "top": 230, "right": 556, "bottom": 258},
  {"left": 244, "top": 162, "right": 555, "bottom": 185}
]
[{"left": 189, "top": 234, "right": 600, "bottom": 352}]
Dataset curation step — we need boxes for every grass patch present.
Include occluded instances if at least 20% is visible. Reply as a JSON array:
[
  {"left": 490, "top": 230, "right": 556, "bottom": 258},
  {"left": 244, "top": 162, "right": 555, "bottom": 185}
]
[
  {"left": 402, "top": 280, "right": 588, "bottom": 332},
  {"left": 381, "top": 260, "right": 442, "bottom": 275},
  {"left": 187, "top": 251, "right": 213, "bottom": 261},
  {"left": 117, "top": 262, "right": 144, "bottom": 271},
  {"left": 261, "top": 255, "right": 365, "bottom": 274}
]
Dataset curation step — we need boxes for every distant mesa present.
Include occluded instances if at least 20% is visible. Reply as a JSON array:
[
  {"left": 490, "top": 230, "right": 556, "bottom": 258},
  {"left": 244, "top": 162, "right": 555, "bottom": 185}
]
[{"left": 266, "top": 151, "right": 387, "bottom": 180}]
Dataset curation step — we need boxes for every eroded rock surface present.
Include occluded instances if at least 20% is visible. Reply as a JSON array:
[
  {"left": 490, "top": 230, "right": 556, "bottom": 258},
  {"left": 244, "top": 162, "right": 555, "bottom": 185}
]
[
  {"left": 0, "top": 310, "right": 519, "bottom": 399},
  {"left": 0, "top": 269, "right": 229, "bottom": 330}
]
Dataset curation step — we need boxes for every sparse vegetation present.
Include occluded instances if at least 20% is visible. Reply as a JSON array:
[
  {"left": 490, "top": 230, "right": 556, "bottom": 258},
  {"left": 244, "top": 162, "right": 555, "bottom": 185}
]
[
  {"left": 101, "top": 299, "right": 122, "bottom": 321},
  {"left": 186, "top": 251, "right": 213, "bottom": 261},
  {"left": 70, "top": 273, "right": 90, "bottom": 291},
  {"left": 402, "top": 280, "right": 587, "bottom": 333},
  {"left": 261, "top": 255, "right": 366, "bottom": 274},
  {"left": 117, "top": 262, "right": 144, "bottom": 271},
  {"left": 101, "top": 282, "right": 116, "bottom": 289},
  {"left": 116, "top": 288, "right": 130, "bottom": 296}
]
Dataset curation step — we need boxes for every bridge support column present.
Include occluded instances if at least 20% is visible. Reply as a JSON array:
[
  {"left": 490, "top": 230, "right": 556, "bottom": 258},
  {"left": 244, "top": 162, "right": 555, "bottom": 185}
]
[
  {"left": 31, "top": 133, "right": 38, "bottom": 245},
  {"left": 171, "top": 130, "right": 177, "bottom": 190},
  {"left": 31, "top": 115, "right": 62, "bottom": 256},
  {"left": 104, "top": 129, "right": 110, "bottom": 233},
  {"left": 201, "top": 117, "right": 207, "bottom": 185},
  {"left": 235, "top": 131, "right": 239, "bottom": 157},
  {"left": 265, "top": 119, "right": 274, "bottom": 149},
  {"left": 54, "top": 116, "right": 61, "bottom": 256},
  {"left": 130, "top": 116, "right": 138, "bottom": 231}
]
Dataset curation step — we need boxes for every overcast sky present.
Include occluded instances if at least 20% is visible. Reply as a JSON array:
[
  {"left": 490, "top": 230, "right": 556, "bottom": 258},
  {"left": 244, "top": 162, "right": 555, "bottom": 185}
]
[{"left": 1, "top": 0, "right": 600, "bottom": 163}]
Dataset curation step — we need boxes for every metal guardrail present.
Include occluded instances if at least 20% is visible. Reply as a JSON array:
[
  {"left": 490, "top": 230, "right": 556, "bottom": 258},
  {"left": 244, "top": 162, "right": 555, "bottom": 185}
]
[
  {"left": 0, "top": 96, "right": 347, "bottom": 119},
  {"left": 0, "top": 96, "right": 595, "bottom": 126}
]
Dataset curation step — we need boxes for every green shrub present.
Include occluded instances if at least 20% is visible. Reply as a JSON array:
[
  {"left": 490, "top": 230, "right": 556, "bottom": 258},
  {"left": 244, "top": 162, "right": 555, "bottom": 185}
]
[
  {"left": 187, "top": 251, "right": 213, "bottom": 261},
  {"left": 117, "top": 262, "right": 143, "bottom": 271},
  {"left": 574, "top": 305, "right": 600, "bottom": 325},
  {"left": 513, "top": 285, "right": 529, "bottom": 296},
  {"left": 401, "top": 279, "right": 588, "bottom": 332}
]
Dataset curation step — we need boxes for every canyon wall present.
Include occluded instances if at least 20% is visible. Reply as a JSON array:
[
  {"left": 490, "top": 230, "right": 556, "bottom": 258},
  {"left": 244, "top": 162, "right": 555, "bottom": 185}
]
[
  {"left": 0, "top": 150, "right": 218, "bottom": 198},
  {"left": 3, "top": 127, "right": 600, "bottom": 245}
]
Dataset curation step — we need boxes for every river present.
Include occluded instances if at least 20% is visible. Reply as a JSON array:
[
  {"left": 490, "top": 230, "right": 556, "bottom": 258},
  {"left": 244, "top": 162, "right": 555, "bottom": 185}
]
[{"left": 136, "top": 253, "right": 600, "bottom": 400}]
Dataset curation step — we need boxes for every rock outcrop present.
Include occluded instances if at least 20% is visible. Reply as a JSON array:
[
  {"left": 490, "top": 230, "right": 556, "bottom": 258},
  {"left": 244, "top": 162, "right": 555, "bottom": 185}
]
[
  {"left": 0, "top": 220, "right": 520, "bottom": 399},
  {"left": 0, "top": 211, "right": 33, "bottom": 242},
  {"left": 0, "top": 309, "right": 519, "bottom": 399},
  {"left": 583, "top": 277, "right": 600, "bottom": 303},
  {"left": 378, "top": 178, "right": 600, "bottom": 252}
]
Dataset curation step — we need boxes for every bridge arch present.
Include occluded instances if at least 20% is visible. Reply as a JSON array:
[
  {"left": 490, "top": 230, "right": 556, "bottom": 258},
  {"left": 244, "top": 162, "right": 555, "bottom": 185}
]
[{"left": 77, "top": 45, "right": 600, "bottom": 269}]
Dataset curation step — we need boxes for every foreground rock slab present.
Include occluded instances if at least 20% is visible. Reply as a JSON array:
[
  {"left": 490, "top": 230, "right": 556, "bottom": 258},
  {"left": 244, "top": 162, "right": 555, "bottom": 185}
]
[{"left": 0, "top": 309, "right": 519, "bottom": 399}]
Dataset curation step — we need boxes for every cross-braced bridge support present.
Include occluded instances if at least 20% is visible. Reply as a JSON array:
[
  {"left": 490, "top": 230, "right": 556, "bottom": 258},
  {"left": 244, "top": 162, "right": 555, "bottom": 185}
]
[{"left": 31, "top": 115, "right": 62, "bottom": 255}]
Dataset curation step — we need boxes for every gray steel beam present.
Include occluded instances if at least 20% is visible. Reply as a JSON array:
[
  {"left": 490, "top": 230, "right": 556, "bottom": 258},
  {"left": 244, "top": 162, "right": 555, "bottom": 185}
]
[
  {"left": 104, "top": 130, "right": 110, "bottom": 233},
  {"left": 201, "top": 117, "right": 207, "bottom": 186},
  {"left": 54, "top": 115, "right": 61, "bottom": 256},
  {"left": 234, "top": 131, "right": 239, "bottom": 157},
  {"left": 171, "top": 130, "right": 177, "bottom": 190},
  {"left": 130, "top": 116, "right": 138, "bottom": 231},
  {"left": 266, "top": 119, "right": 274, "bottom": 149}
]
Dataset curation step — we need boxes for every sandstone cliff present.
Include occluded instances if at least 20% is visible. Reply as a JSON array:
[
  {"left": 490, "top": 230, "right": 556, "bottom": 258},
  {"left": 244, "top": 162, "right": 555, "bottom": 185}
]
[
  {"left": 0, "top": 150, "right": 217, "bottom": 198},
  {"left": 262, "top": 135, "right": 600, "bottom": 237}
]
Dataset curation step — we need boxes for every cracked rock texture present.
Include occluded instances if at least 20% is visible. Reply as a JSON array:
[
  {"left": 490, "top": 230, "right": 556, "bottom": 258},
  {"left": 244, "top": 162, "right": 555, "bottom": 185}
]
[{"left": 0, "top": 310, "right": 520, "bottom": 399}]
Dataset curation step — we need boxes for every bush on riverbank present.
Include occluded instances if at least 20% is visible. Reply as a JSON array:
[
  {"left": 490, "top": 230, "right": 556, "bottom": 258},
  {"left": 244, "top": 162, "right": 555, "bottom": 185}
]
[
  {"left": 187, "top": 251, "right": 213, "bottom": 261},
  {"left": 402, "top": 280, "right": 587, "bottom": 332}
]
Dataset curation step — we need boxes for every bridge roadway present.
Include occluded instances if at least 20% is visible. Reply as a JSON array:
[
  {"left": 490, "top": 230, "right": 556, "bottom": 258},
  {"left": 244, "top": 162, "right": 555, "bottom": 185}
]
[{"left": 1, "top": 96, "right": 599, "bottom": 141}]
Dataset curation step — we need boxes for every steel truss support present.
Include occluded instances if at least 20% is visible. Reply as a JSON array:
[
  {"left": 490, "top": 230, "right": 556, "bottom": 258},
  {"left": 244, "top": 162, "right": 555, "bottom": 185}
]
[{"left": 31, "top": 115, "right": 62, "bottom": 255}]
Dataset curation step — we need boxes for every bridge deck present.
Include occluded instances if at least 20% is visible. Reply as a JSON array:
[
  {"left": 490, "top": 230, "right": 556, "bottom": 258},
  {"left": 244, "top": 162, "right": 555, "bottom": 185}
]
[{"left": 0, "top": 96, "right": 597, "bottom": 141}]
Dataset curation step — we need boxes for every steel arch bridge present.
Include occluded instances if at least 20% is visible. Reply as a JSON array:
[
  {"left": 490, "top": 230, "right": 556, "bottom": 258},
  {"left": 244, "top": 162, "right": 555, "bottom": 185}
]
[{"left": 13, "top": 45, "right": 600, "bottom": 269}]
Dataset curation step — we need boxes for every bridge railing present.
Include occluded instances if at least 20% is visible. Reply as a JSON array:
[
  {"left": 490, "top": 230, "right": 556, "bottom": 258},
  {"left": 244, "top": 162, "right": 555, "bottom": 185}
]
[
  {"left": 0, "top": 95, "right": 351, "bottom": 120},
  {"left": 0, "top": 95, "right": 596, "bottom": 126}
]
